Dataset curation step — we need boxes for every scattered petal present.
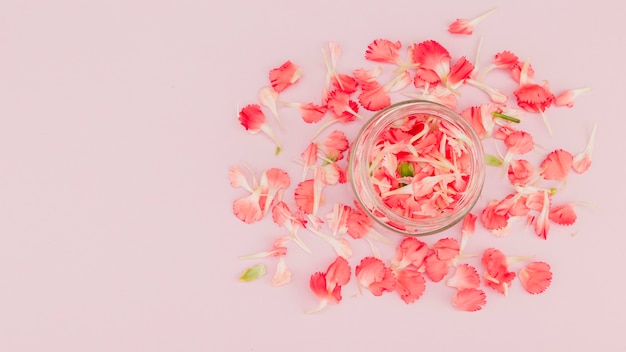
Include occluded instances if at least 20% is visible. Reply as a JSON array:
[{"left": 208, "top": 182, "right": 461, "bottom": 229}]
[
  {"left": 572, "top": 124, "right": 597, "bottom": 174},
  {"left": 519, "top": 261, "right": 552, "bottom": 294},
  {"left": 395, "top": 268, "right": 427, "bottom": 304},
  {"left": 271, "top": 257, "right": 292, "bottom": 287},
  {"left": 270, "top": 60, "right": 302, "bottom": 93},
  {"left": 460, "top": 213, "right": 477, "bottom": 251},
  {"left": 549, "top": 204, "right": 577, "bottom": 225},
  {"left": 238, "top": 104, "right": 282, "bottom": 153},
  {"left": 365, "top": 39, "right": 402, "bottom": 64},
  {"left": 391, "top": 237, "right": 429, "bottom": 271},
  {"left": 452, "top": 288, "right": 486, "bottom": 311},
  {"left": 308, "top": 257, "right": 351, "bottom": 313},
  {"left": 448, "top": 8, "right": 497, "bottom": 35},
  {"left": 446, "top": 264, "right": 481, "bottom": 290},
  {"left": 233, "top": 188, "right": 263, "bottom": 224},
  {"left": 555, "top": 87, "right": 591, "bottom": 108},
  {"left": 481, "top": 199, "right": 509, "bottom": 230},
  {"left": 481, "top": 248, "right": 515, "bottom": 295},
  {"left": 534, "top": 190, "right": 551, "bottom": 239},
  {"left": 507, "top": 159, "right": 535, "bottom": 186},
  {"left": 540, "top": 149, "right": 574, "bottom": 182},
  {"left": 411, "top": 40, "right": 451, "bottom": 83},
  {"left": 258, "top": 86, "right": 283, "bottom": 129},
  {"left": 356, "top": 257, "right": 396, "bottom": 296}
]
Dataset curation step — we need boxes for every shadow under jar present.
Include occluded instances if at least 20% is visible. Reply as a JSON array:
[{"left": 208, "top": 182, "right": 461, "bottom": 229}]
[{"left": 349, "top": 100, "right": 485, "bottom": 236}]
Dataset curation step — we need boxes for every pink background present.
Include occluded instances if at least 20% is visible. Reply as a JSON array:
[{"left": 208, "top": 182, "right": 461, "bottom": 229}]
[{"left": 0, "top": 1, "right": 624, "bottom": 351}]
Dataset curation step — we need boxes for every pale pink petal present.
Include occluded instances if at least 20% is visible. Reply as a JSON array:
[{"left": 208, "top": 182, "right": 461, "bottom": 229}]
[
  {"left": 555, "top": 87, "right": 591, "bottom": 108},
  {"left": 271, "top": 257, "right": 292, "bottom": 287},
  {"left": 504, "top": 131, "right": 534, "bottom": 154},
  {"left": 233, "top": 188, "right": 263, "bottom": 224},
  {"left": 481, "top": 199, "right": 509, "bottom": 230},
  {"left": 228, "top": 165, "right": 253, "bottom": 192},
  {"left": 549, "top": 204, "right": 577, "bottom": 225},
  {"left": 346, "top": 207, "right": 373, "bottom": 240},
  {"left": 510, "top": 60, "right": 535, "bottom": 83},
  {"left": 365, "top": 39, "right": 402, "bottom": 64},
  {"left": 258, "top": 86, "right": 282, "bottom": 129},
  {"left": 410, "top": 40, "right": 451, "bottom": 82},
  {"left": 319, "top": 163, "right": 346, "bottom": 186},
  {"left": 446, "top": 264, "right": 481, "bottom": 290},
  {"left": 300, "top": 142, "right": 318, "bottom": 181},
  {"left": 448, "top": 8, "right": 497, "bottom": 35},
  {"left": 395, "top": 268, "right": 426, "bottom": 304},
  {"left": 320, "top": 130, "right": 349, "bottom": 161},
  {"left": 481, "top": 248, "right": 516, "bottom": 295},
  {"left": 519, "top": 261, "right": 552, "bottom": 294},
  {"left": 540, "top": 149, "right": 574, "bottom": 182},
  {"left": 461, "top": 106, "right": 487, "bottom": 139},
  {"left": 432, "top": 238, "right": 460, "bottom": 261},
  {"left": 534, "top": 190, "right": 551, "bottom": 240},
  {"left": 480, "top": 50, "right": 519, "bottom": 79},
  {"left": 332, "top": 74, "right": 359, "bottom": 94},
  {"left": 358, "top": 85, "right": 391, "bottom": 111},
  {"left": 460, "top": 213, "right": 477, "bottom": 252},
  {"left": 300, "top": 103, "right": 328, "bottom": 123},
  {"left": 326, "top": 256, "right": 351, "bottom": 287},
  {"left": 425, "top": 253, "right": 452, "bottom": 282},
  {"left": 390, "top": 237, "right": 429, "bottom": 271},
  {"left": 452, "top": 288, "right": 486, "bottom": 311},
  {"left": 494, "top": 51, "right": 519, "bottom": 68},
  {"left": 294, "top": 180, "right": 315, "bottom": 214},
  {"left": 572, "top": 124, "right": 597, "bottom": 174},
  {"left": 355, "top": 257, "right": 395, "bottom": 296},
  {"left": 325, "top": 203, "right": 351, "bottom": 237},
  {"left": 447, "top": 56, "right": 474, "bottom": 88},
  {"left": 507, "top": 159, "right": 535, "bottom": 186}
]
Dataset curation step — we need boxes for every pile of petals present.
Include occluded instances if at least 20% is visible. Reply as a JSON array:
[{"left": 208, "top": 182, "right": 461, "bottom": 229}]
[
  {"left": 366, "top": 113, "right": 475, "bottom": 221},
  {"left": 231, "top": 8, "right": 593, "bottom": 312}
]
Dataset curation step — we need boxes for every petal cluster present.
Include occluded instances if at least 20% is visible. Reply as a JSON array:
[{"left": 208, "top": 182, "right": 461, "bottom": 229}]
[{"left": 230, "top": 8, "right": 592, "bottom": 315}]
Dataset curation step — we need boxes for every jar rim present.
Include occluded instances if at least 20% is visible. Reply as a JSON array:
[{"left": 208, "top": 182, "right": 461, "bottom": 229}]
[{"left": 348, "top": 100, "right": 485, "bottom": 236}]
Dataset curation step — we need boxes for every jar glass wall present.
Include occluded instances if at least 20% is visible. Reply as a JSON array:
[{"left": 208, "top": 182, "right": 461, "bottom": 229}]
[{"left": 349, "top": 100, "right": 485, "bottom": 236}]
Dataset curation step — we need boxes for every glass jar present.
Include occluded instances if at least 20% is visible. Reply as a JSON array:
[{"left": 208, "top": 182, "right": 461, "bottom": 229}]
[{"left": 349, "top": 100, "right": 485, "bottom": 236}]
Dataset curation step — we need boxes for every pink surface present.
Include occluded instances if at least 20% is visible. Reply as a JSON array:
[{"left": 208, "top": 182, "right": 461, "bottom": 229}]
[{"left": 0, "top": 1, "right": 624, "bottom": 351}]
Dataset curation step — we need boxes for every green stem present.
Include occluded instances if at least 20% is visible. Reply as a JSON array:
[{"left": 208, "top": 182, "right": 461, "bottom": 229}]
[{"left": 492, "top": 112, "right": 521, "bottom": 123}]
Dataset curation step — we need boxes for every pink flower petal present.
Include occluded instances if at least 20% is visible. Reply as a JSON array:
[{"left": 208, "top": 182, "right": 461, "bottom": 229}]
[
  {"left": 269, "top": 60, "right": 302, "bottom": 93},
  {"left": 355, "top": 257, "right": 395, "bottom": 296},
  {"left": 519, "top": 261, "right": 552, "bottom": 294},
  {"left": 540, "top": 149, "right": 574, "bottom": 182},
  {"left": 365, "top": 39, "right": 402, "bottom": 64},
  {"left": 446, "top": 264, "right": 481, "bottom": 290},
  {"left": 452, "top": 288, "right": 486, "bottom": 311},
  {"left": 549, "top": 204, "right": 577, "bottom": 226},
  {"left": 391, "top": 237, "right": 429, "bottom": 271},
  {"left": 395, "top": 268, "right": 426, "bottom": 304},
  {"left": 447, "top": 8, "right": 497, "bottom": 35},
  {"left": 233, "top": 188, "right": 263, "bottom": 224}
]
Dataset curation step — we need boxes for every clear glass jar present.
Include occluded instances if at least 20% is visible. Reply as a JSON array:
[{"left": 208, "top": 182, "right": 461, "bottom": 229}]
[{"left": 349, "top": 100, "right": 485, "bottom": 236}]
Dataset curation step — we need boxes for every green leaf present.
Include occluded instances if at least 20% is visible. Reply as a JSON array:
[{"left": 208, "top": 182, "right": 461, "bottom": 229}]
[
  {"left": 485, "top": 154, "right": 503, "bottom": 167},
  {"left": 239, "top": 264, "right": 267, "bottom": 282},
  {"left": 397, "top": 162, "right": 415, "bottom": 177}
]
